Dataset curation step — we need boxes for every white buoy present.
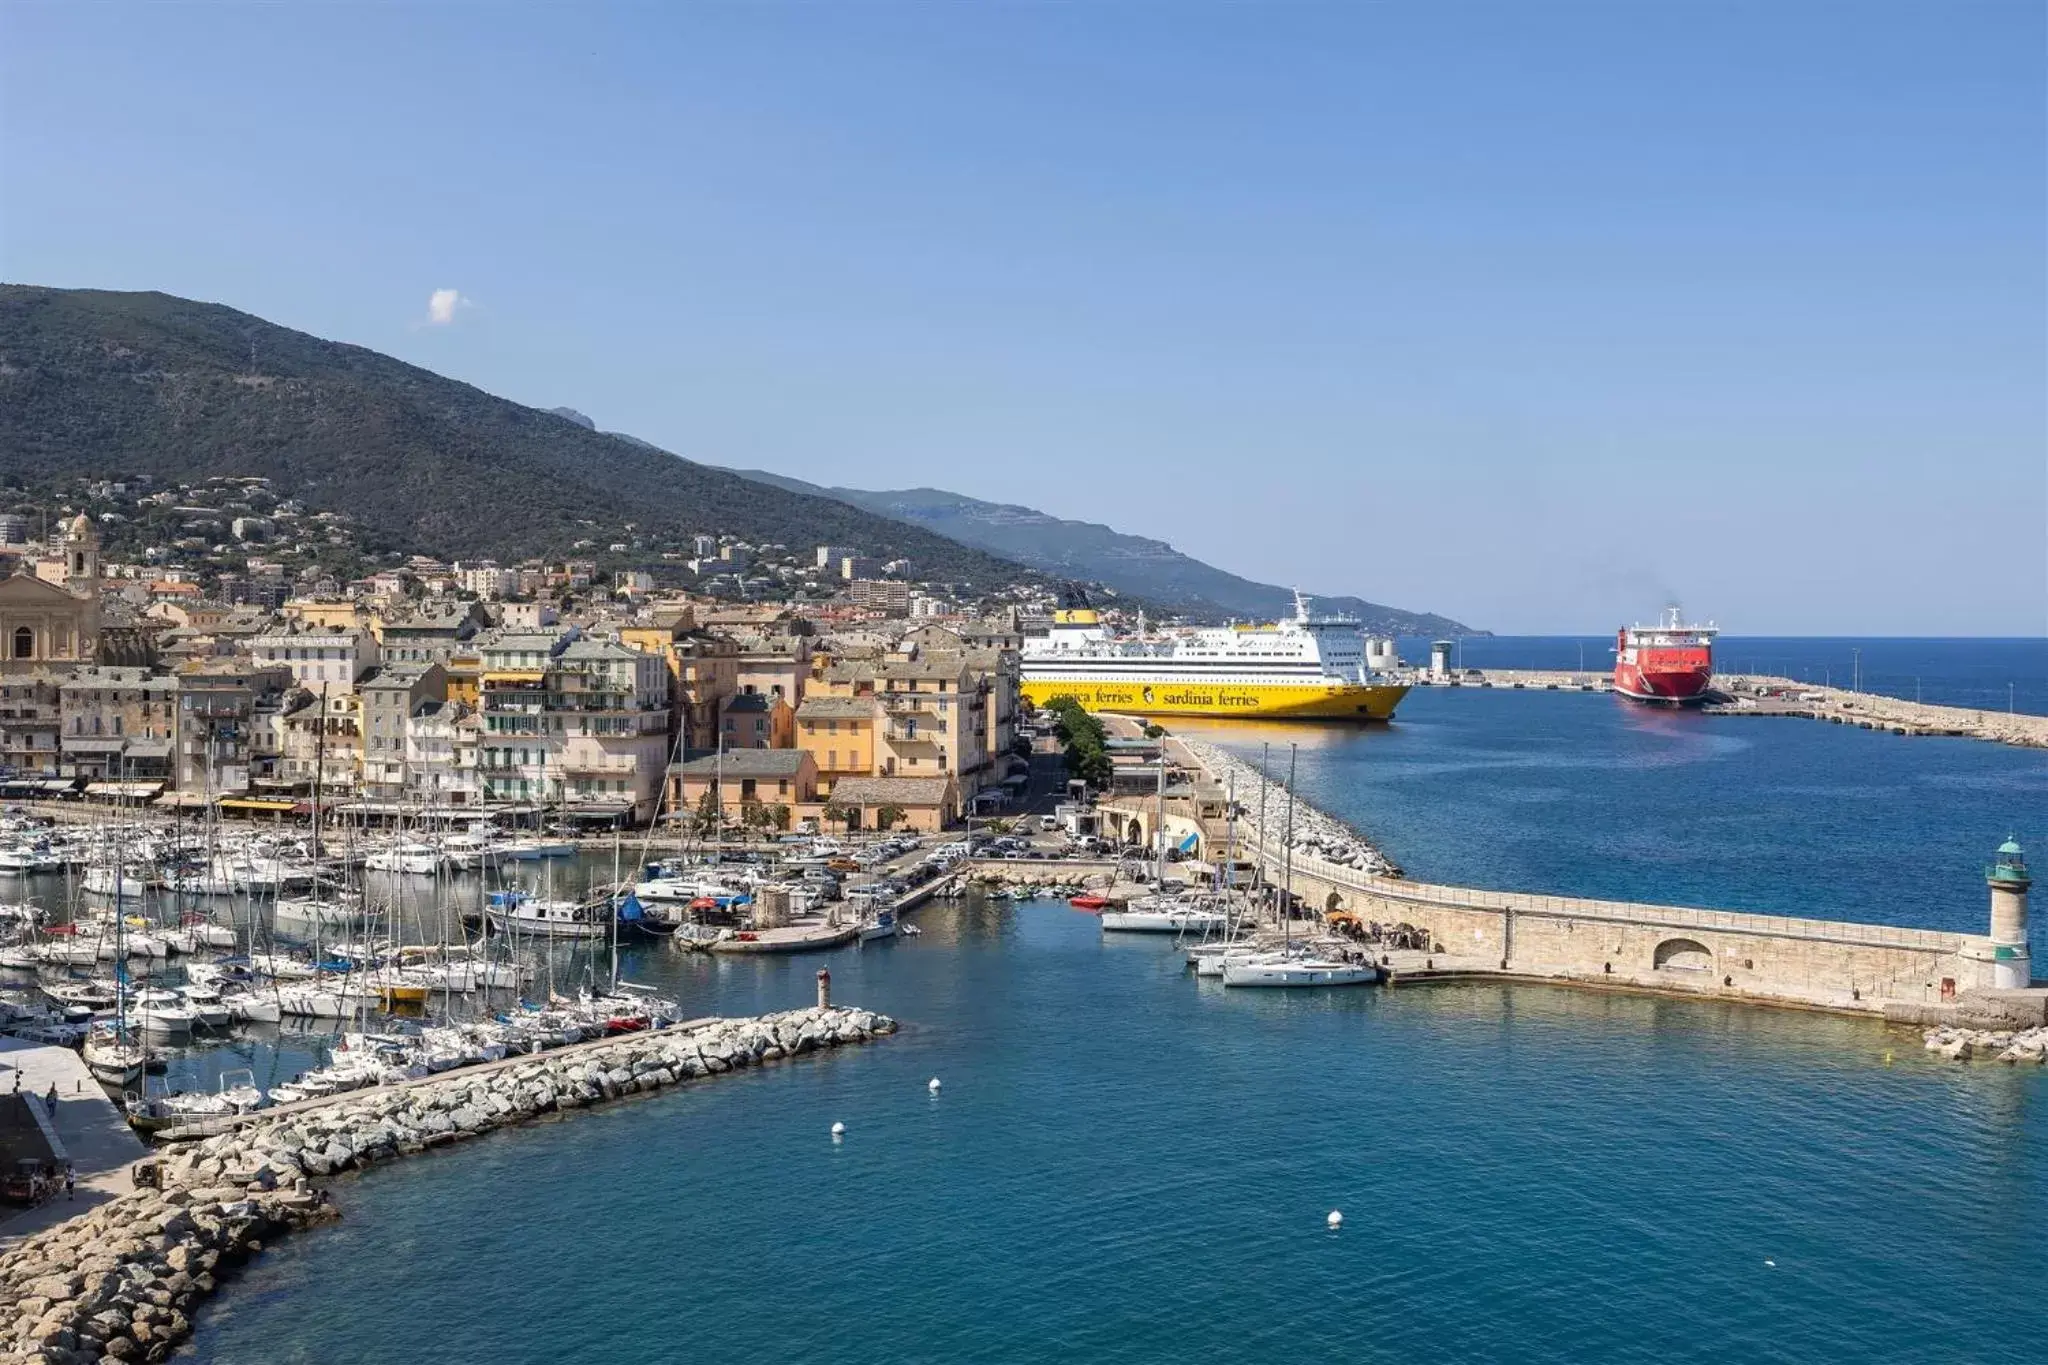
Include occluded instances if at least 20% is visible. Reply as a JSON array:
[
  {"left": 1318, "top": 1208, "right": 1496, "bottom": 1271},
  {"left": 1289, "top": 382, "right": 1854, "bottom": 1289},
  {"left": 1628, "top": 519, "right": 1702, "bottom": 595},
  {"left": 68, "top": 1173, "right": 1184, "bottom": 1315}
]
[
  {"left": 831, "top": 1121, "right": 846, "bottom": 1137},
  {"left": 1327, "top": 1210, "right": 1343, "bottom": 1230},
  {"left": 1764, "top": 1259, "right": 1776, "bottom": 1268},
  {"left": 928, "top": 1077, "right": 942, "bottom": 1094}
]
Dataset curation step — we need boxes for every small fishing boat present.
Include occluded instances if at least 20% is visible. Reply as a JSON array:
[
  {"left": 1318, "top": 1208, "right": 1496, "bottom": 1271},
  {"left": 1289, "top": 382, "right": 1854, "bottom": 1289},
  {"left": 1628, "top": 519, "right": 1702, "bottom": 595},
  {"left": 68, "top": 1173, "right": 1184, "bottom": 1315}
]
[{"left": 1069, "top": 894, "right": 1110, "bottom": 911}]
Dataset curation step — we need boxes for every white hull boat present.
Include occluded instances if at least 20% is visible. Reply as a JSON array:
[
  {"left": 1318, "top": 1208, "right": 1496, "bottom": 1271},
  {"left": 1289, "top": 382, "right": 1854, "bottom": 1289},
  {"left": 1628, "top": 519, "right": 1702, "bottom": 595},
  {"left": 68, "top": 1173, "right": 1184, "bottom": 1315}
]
[{"left": 1221, "top": 956, "right": 1378, "bottom": 988}]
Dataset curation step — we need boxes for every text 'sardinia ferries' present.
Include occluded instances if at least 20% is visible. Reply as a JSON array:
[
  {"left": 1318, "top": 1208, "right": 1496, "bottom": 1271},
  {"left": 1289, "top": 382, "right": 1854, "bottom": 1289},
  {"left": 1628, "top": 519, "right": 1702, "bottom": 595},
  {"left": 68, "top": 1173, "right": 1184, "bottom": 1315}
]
[
  {"left": 1021, "top": 589, "right": 1410, "bottom": 721},
  {"left": 1613, "top": 605, "right": 1717, "bottom": 705}
]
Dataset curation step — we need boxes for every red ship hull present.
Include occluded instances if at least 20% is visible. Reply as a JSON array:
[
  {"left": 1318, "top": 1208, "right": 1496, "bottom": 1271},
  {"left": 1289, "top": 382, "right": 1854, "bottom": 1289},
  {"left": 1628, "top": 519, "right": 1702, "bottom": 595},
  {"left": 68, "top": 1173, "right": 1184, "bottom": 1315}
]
[
  {"left": 1613, "top": 617, "right": 1715, "bottom": 706},
  {"left": 1613, "top": 657, "right": 1712, "bottom": 704}
]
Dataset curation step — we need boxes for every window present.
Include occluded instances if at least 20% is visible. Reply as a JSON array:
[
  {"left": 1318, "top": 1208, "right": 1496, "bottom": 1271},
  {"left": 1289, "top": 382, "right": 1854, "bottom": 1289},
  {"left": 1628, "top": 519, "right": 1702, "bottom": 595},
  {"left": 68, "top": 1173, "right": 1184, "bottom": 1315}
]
[{"left": 10, "top": 627, "right": 30, "bottom": 660}]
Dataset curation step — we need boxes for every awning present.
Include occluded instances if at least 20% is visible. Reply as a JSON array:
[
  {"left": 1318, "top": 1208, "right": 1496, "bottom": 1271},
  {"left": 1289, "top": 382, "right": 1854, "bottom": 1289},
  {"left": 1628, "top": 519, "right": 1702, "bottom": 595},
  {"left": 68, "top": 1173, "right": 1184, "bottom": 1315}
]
[
  {"left": 154, "top": 791, "right": 210, "bottom": 808},
  {"left": 219, "top": 796, "right": 298, "bottom": 813},
  {"left": 563, "top": 801, "right": 631, "bottom": 820},
  {"left": 85, "top": 781, "right": 165, "bottom": 800},
  {"left": 39, "top": 779, "right": 79, "bottom": 795},
  {"left": 62, "top": 738, "right": 125, "bottom": 755}
]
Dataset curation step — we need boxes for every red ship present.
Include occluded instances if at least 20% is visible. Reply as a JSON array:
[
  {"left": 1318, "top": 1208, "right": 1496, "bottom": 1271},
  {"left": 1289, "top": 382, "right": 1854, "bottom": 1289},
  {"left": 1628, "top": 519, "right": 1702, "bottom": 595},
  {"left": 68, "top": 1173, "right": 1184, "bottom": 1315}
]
[{"left": 1613, "top": 606, "right": 1717, "bottom": 705}]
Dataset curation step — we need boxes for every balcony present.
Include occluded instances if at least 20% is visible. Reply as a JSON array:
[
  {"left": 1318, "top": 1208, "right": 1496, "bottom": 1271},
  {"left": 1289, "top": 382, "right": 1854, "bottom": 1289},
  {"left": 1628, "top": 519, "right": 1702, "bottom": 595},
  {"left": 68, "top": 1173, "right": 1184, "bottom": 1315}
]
[
  {"left": 884, "top": 726, "right": 943, "bottom": 748},
  {"left": 559, "top": 756, "right": 641, "bottom": 776}
]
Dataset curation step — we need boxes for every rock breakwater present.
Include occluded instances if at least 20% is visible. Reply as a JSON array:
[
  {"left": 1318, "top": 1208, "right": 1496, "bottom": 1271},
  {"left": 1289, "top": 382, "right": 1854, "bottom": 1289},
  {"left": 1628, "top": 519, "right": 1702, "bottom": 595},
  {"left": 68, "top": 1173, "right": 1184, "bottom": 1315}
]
[
  {"left": 1178, "top": 739, "right": 1399, "bottom": 876},
  {"left": 1921, "top": 1024, "right": 2047, "bottom": 1063},
  {"left": 0, "top": 1005, "right": 896, "bottom": 1364}
]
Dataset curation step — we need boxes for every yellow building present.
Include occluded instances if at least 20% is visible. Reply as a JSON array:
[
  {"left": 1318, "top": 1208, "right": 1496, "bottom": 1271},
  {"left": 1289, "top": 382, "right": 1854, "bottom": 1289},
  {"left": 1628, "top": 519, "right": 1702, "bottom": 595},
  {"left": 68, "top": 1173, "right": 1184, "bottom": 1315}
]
[
  {"left": 795, "top": 696, "right": 876, "bottom": 797},
  {"left": 282, "top": 598, "right": 371, "bottom": 632}
]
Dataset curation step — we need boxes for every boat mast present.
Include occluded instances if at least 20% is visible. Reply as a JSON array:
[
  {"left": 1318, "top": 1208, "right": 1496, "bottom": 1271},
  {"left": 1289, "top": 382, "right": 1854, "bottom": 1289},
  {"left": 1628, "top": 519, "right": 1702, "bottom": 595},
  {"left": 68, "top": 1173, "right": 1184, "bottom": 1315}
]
[
  {"left": 1256, "top": 742, "right": 1270, "bottom": 922},
  {"left": 608, "top": 822, "right": 620, "bottom": 993},
  {"left": 1281, "top": 743, "right": 1298, "bottom": 954},
  {"left": 1153, "top": 747, "right": 1165, "bottom": 883}
]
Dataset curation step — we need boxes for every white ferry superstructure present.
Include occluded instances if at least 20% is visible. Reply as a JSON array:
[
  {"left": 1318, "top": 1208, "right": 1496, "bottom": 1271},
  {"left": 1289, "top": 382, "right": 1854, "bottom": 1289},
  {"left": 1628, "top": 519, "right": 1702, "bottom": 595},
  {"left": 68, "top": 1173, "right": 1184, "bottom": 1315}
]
[{"left": 1020, "top": 592, "right": 1410, "bottom": 721}]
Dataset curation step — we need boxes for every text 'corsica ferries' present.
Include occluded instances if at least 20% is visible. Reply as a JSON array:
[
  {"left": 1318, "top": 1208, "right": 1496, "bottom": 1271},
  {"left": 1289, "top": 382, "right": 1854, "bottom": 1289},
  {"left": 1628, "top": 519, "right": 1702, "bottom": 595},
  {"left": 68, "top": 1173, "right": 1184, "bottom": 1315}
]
[{"left": 1021, "top": 591, "right": 1411, "bottom": 722}]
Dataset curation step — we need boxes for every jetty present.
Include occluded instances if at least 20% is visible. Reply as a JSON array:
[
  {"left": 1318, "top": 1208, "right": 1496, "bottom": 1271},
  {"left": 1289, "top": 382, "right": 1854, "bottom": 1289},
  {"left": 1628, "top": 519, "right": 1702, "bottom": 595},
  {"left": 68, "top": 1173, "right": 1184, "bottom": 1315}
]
[
  {"left": 1707, "top": 674, "right": 2048, "bottom": 749},
  {"left": 1150, "top": 733, "right": 2046, "bottom": 1032},
  {"left": 0, "top": 1002, "right": 898, "bottom": 1361}
]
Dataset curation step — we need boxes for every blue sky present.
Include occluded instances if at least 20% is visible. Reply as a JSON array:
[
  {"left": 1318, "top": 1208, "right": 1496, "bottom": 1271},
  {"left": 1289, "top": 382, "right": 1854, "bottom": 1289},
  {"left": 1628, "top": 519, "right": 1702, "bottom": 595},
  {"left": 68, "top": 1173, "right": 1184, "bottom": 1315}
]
[{"left": 3, "top": 2, "right": 2042, "bottom": 634}]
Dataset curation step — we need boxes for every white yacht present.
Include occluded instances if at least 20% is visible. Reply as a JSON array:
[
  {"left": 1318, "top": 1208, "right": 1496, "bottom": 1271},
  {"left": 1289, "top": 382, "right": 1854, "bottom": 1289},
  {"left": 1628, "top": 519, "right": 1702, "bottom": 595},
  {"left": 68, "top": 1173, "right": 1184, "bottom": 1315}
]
[
  {"left": 1221, "top": 954, "right": 1378, "bottom": 988},
  {"left": 1100, "top": 896, "right": 1232, "bottom": 935}
]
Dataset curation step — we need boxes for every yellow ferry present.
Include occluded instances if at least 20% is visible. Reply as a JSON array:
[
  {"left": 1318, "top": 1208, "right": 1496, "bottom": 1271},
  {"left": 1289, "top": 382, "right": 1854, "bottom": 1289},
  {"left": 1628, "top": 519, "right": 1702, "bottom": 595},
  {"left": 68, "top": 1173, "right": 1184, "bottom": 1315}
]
[{"left": 1021, "top": 591, "right": 1410, "bottom": 722}]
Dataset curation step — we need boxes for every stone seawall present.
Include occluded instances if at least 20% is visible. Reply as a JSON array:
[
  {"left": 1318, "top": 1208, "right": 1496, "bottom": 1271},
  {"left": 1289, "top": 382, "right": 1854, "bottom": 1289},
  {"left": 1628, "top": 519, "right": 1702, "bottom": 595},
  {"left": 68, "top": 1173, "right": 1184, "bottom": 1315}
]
[
  {"left": 0, "top": 1005, "right": 896, "bottom": 1364},
  {"left": 1161, "top": 733, "right": 2033, "bottom": 1023},
  {"left": 1255, "top": 839, "right": 2026, "bottom": 1019}
]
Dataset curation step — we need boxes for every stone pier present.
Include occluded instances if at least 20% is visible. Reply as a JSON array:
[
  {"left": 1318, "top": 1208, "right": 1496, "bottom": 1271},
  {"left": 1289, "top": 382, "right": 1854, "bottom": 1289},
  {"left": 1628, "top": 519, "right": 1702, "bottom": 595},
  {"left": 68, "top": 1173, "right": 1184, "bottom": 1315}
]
[{"left": 1251, "top": 838, "right": 2044, "bottom": 1025}]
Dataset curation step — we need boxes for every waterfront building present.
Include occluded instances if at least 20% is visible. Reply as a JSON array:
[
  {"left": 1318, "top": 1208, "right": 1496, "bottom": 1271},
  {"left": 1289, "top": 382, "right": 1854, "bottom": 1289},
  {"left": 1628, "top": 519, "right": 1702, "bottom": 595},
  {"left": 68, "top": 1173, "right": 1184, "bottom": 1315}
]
[
  {"left": 666, "top": 748, "right": 816, "bottom": 826},
  {"left": 821, "top": 774, "right": 957, "bottom": 832},
  {"left": 359, "top": 665, "right": 449, "bottom": 801},
  {"left": 478, "top": 632, "right": 670, "bottom": 820},
  {"left": 794, "top": 695, "right": 876, "bottom": 798},
  {"left": 58, "top": 667, "right": 177, "bottom": 783},
  {"left": 172, "top": 663, "right": 292, "bottom": 794},
  {"left": 0, "top": 672, "right": 64, "bottom": 776},
  {"left": 404, "top": 699, "right": 478, "bottom": 808}
]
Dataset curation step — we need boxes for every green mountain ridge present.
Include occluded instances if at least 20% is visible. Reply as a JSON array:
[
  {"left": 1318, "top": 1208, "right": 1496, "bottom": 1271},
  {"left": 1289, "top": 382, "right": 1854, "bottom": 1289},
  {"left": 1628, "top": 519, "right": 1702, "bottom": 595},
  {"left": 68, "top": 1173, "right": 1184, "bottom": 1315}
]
[
  {"left": 723, "top": 469, "right": 1475, "bottom": 635},
  {"left": 0, "top": 286, "right": 1034, "bottom": 588}
]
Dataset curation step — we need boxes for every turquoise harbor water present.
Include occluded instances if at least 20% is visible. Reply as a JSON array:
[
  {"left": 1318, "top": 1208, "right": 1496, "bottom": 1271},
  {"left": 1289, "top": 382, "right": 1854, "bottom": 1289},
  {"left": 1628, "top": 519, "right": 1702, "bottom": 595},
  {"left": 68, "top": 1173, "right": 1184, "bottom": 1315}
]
[{"left": 186, "top": 662, "right": 2048, "bottom": 1363}]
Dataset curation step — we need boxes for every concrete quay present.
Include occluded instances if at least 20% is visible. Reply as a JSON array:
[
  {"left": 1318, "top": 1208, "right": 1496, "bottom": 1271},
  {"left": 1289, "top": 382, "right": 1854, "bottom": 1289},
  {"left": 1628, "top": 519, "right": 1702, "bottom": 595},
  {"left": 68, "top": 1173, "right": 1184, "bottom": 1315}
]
[
  {"left": 1709, "top": 674, "right": 2048, "bottom": 749},
  {"left": 0, "top": 1041, "right": 147, "bottom": 1242}
]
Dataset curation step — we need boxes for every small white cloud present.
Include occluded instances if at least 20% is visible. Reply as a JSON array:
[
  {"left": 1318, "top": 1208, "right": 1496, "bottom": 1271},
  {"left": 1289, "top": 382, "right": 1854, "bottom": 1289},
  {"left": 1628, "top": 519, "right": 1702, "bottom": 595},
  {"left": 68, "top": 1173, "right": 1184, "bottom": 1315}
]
[{"left": 425, "top": 288, "right": 470, "bottom": 326}]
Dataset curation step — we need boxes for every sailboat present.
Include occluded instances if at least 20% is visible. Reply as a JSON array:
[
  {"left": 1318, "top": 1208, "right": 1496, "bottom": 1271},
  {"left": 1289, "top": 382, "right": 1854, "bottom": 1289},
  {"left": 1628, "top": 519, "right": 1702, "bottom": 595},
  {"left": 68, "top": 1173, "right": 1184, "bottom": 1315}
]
[{"left": 1221, "top": 745, "right": 1376, "bottom": 988}]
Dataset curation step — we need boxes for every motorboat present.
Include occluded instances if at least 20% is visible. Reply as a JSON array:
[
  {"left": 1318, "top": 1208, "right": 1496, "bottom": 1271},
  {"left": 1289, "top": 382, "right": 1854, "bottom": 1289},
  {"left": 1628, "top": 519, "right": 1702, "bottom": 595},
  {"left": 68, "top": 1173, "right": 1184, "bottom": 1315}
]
[
  {"left": 484, "top": 890, "right": 611, "bottom": 940},
  {"left": 365, "top": 843, "right": 445, "bottom": 875},
  {"left": 132, "top": 989, "right": 198, "bottom": 1036},
  {"left": 177, "top": 983, "right": 233, "bottom": 1029}
]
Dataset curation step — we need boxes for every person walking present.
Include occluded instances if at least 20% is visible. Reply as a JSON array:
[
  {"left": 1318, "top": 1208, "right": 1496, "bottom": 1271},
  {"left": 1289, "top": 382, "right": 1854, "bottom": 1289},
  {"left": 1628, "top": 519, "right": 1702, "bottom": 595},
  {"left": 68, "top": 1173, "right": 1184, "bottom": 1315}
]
[
  {"left": 64, "top": 1164, "right": 75, "bottom": 1200},
  {"left": 45, "top": 1083, "right": 59, "bottom": 1119}
]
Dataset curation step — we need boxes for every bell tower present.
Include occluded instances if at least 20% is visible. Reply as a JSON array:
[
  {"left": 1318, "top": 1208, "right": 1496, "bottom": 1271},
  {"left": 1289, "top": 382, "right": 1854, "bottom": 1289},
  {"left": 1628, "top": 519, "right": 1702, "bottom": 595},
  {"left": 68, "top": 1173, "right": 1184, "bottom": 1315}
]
[{"left": 63, "top": 513, "right": 100, "bottom": 594}]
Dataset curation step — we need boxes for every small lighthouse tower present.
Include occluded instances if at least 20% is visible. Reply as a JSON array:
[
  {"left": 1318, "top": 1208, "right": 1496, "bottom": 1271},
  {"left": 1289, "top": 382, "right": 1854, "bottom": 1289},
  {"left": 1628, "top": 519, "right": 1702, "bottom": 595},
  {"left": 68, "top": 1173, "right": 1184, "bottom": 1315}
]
[{"left": 1985, "top": 837, "right": 2032, "bottom": 990}]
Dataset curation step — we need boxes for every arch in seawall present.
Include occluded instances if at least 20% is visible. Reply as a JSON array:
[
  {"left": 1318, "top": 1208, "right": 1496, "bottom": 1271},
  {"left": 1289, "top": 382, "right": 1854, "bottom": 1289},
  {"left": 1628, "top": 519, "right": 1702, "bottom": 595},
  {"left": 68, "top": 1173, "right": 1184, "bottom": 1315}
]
[{"left": 1653, "top": 937, "right": 1714, "bottom": 973}]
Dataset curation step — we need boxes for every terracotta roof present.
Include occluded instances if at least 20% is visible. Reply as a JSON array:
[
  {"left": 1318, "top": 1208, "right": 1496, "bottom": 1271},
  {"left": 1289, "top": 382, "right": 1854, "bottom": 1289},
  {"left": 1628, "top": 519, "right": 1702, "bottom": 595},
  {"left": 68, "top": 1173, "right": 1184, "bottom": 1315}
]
[{"left": 826, "top": 776, "right": 953, "bottom": 807}]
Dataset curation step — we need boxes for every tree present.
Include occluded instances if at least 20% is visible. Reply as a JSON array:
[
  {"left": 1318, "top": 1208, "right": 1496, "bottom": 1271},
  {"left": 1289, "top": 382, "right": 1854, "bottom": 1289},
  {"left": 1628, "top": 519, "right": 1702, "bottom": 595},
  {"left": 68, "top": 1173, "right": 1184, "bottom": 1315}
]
[
  {"left": 821, "top": 802, "right": 851, "bottom": 835},
  {"left": 694, "top": 788, "right": 721, "bottom": 835},
  {"left": 767, "top": 803, "right": 792, "bottom": 833},
  {"left": 741, "top": 800, "right": 771, "bottom": 837},
  {"left": 875, "top": 803, "right": 907, "bottom": 832}
]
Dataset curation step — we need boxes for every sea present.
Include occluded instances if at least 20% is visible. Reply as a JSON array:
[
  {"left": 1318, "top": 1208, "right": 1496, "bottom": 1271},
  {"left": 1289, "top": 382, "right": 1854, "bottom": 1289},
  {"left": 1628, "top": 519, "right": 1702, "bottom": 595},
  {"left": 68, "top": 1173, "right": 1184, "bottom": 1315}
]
[{"left": 68, "top": 640, "right": 2048, "bottom": 1362}]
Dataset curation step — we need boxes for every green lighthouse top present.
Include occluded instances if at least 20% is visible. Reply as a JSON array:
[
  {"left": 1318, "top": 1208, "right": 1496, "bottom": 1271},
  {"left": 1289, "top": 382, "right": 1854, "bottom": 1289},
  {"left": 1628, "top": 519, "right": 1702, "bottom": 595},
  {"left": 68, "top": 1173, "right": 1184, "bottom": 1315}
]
[{"left": 1987, "top": 836, "right": 2029, "bottom": 886}]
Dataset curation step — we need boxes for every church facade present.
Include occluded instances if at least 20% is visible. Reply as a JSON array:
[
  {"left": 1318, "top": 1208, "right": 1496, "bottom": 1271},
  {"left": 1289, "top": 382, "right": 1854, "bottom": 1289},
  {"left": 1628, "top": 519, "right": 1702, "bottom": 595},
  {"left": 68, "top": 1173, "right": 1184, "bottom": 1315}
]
[{"left": 0, "top": 514, "right": 101, "bottom": 671}]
